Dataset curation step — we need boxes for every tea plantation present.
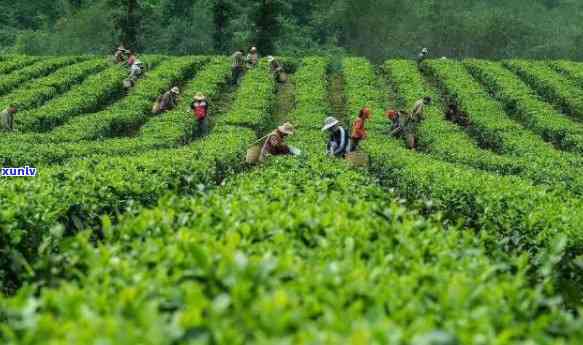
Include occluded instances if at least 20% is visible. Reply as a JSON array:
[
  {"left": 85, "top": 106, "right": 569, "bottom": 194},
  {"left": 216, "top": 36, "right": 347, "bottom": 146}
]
[{"left": 1, "top": 55, "right": 583, "bottom": 344}]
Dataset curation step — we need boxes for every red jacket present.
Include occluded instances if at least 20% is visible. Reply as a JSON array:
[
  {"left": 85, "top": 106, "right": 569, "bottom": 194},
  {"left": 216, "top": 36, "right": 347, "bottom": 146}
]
[
  {"left": 191, "top": 100, "right": 209, "bottom": 120},
  {"left": 351, "top": 117, "right": 367, "bottom": 139}
]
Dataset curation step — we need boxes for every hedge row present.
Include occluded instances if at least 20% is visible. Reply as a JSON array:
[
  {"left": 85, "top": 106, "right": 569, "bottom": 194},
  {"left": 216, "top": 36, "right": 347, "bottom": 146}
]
[
  {"left": 0, "top": 58, "right": 109, "bottom": 111},
  {"left": 465, "top": 59, "right": 583, "bottom": 154},
  {"left": 0, "top": 56, "right": 86, "bottom": 96},
  {"left": 0, "top": 56, "right": 280, "bottom": 290},
  {"left": 0, "top": 55, "right": 40, "bottom": 74},
  {"left": 287, "top": 57, "right": 330, "bottom": 130},
  {"left": 47, "top": 56, "right": 207, "bottom": 142},
  {"left": 383, "top": 60, "right": 522, "bottom": 175},
  {"left": 13, "top": 56, "right": 164, "bottom": 133},
  {"left": 423, "top": 60, "right": 583, "bottom": 196},
  {"left": 338, "top": 58, "right": 583, "bottom": 260},
  {"left": 216, "top": 59, "right": 275, "bottom": 133},
  {"left": 549, "top": 60, "right": 583, "bottom": 88},
  {"left": 504, "top": 59, "right": 583, "bottom": 121}
]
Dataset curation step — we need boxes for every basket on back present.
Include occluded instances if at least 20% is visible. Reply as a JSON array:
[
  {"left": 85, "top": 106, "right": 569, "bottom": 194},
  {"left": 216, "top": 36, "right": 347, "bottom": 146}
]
[
  {"left": 246, "top": 145, "right": 262, "bottom": 164},
  {"left": 345, "top": 151, "right": 369, "bottom": 167}
]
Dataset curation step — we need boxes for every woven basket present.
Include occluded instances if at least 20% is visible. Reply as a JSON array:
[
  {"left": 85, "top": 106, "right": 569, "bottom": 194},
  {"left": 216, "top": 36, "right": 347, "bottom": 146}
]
[
  {"left": 246, "top": 145, "right": 262, "bottom": 164},
  {"left": 345, "top": 151, "right": 369, "bottom": 167},
  {"left": 278, "top": 72, "right": 288, "bottom": 83},
  {"left": 151, "top": 100, "right": 161, "bottom": 114}
]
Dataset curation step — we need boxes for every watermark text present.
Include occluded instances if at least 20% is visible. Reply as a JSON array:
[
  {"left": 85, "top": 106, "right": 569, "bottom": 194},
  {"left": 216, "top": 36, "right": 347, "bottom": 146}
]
[{"left": 1, "top": 166, "right": 37, "bottom": 177}]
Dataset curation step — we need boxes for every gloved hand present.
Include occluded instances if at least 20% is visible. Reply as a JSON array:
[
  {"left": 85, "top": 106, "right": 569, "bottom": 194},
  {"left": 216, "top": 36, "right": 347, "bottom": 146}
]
[{"left": 289, "top": 146, "right": 302, "bottom": 156}]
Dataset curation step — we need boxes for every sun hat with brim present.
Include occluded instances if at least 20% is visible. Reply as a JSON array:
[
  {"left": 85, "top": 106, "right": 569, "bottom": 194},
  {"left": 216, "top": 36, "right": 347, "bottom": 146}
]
[
  {"left": 267, "top": 55, "right": 275, "bottom": 62},
  {"left": 194, "top": 92, "right": 206, "bottom": 101},
  {"left": 278, "top": 122, "right": 295, "bottom": 135},
  {"left": 171, "top": 87, "right": 180, "bottom": 94},
  {"left": 321, "top": 116, "right": 339, "bottom": 131}
]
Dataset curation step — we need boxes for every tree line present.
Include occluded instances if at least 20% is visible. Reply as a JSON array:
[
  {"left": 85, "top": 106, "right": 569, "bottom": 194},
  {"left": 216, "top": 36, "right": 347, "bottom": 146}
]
[{"left": 2, "top": 0, "right": 583, "bottom": 61}]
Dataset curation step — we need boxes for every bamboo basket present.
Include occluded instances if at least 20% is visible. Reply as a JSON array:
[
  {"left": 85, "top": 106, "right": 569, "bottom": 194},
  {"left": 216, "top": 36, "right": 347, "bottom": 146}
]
[
  {"left": 345, "top": 151, "right": 369, "bottom": 167},
  {"left": 246, "top": 145, "right": 262, "bottom": 164},
  {"left": 278, "top": 72, "right": 288, "bottom": 83},
  {"left": 151, "top": 100, "right": 161, "bottom": 114}
]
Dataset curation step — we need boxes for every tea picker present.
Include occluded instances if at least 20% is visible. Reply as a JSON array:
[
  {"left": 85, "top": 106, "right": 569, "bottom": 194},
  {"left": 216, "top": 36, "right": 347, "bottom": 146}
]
[
  {"left": 268, "top": 56, "right": 287, "bottom": 83},
  {"left": 322, "top": 116, "right": 349, "bottom": 157},
  {"left": 246, "top": 122, "right": 301, "bottom": 163},
  {"left": 0, "top": 105, "right": 17, "bottom": 131},
  {"left": 152, "top": 86, "right": 180, "bottom": 114},
  {"left": 402, "top": 96, "right": 432, "bottom": 149}
]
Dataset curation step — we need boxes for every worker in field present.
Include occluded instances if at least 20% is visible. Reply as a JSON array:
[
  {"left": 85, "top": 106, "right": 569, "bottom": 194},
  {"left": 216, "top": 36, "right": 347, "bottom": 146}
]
[
  {"left": 231, "top": 50, "right": 246, "bottom": 85},
  {"left": 114, "top": 45, "right": 129, "bottom": 64},
  {"left": 260, "top": 122, "right": 299, "bottom": 161},
  {"left": 126, "top": 51, "right": 137, "bottom": 67},
  {"left": 417, "top": 48, "right": 429, "bottom": 65},
  {"left": 154, "top": 86, "right": 180, "bottom": 114},
  {"left": 246, "top": 46, "right": 259, "bottom": 69},
  {"left": 124, "top": 59, "right": 144, "bottom": 89},
  {"left": 191, "top": 92, "right": 210, "bottom": 137},
  {"left": 445, "top": 101, "right": 469, "bottom": 127},
  {"left": 386, "top": 109, "right": 403, "bottom": 136},
  {"left": 322, "top": 116, "right": 349, "bottom": 157},
  {"left": 402, "top": 96, "right": 432, "bottom": 149},
  {"left": 267, "top": 56, "right": 286, "bottom": 83},
  {"left": 350, "top": 107, "right": 371, "bottom": 152},
  {"left": 0, "top": 105, "right": 17, "bottom": 131}
]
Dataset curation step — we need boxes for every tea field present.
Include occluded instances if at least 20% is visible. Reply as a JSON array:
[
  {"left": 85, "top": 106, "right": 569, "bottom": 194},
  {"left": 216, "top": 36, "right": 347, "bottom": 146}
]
[{"left": 1, "top": 55, "right": 583, "bottom": 344}]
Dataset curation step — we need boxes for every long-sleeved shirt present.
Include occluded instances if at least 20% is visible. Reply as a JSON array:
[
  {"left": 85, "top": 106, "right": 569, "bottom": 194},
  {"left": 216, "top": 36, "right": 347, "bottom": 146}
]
[
  {"left": 1, "top": 109, "right": 15, "bottom": 131},
  {"left": 411, "top": 99, "right": 426, "bottom": 121},
  {"left": 351, "top": 117, "right": 367, "bottom": 140},
  {"left": 260, "top": 131, "right": 290, "bottom": 161},
  {"left": 246, "top": 53, "right": 259, "bottom": 67},
  {"left": 232, "top": 53, "right": 245, "bottom": 68},
  {"left": 327, "top": 126, "right": 349, "bottom": 156},
  {"left": 159, "top": 91, "right": 177, "bottom": 112}
]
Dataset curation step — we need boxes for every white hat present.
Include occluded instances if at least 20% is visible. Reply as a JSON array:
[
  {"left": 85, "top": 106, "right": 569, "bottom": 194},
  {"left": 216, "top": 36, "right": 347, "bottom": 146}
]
[
  {"left": 277, "top": 122, "right": 295, "bottom": 135},
  {"left": 267, "top": 55, "right": 274, "bottom": 62},
  {"left": 171, "top": 86, "right": 180, "bottom": 94},
  {"left": 422, "top": 48, "right": 429, "bottom": 53},
  {"left": 251, "top": 46, "right": 257, "bottom": 52},
  {"left": 194, "top": 92, "right": 206, "bottom": 101},
  {"left": 134, "top": 60, "right": 143, "bottom": 65},
  {"left": 321, "top": 116, "right": 339, "bottom": 131}
]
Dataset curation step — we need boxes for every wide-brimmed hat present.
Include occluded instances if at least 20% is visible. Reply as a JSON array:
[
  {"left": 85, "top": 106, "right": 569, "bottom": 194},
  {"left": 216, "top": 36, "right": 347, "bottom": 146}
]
[
  {"left": 193, "top": 92, "right": 206, "bottom": 101},
  {"left": 421, "top": 48, "right": 429, "bottom": 53},
  {"left": 171, "top": 86, "right": 180, "bottom": 94},
  {"left": 267, "top": 55, "right": 275, "bottom": 62},
  {"left": 321, "top": 116, "right": 339, "bottom": 131},
  {"left": 250, "top": 46, "right": 257, "bottom": 52},
  {"left": 278, "top": 122, "right": 295, "bottom": 135}
]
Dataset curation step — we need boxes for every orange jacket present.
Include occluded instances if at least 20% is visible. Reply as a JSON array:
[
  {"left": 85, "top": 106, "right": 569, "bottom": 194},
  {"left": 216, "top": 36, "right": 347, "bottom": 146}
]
[{"left": 351, "top": 117, "right": 367, "bottom": 139}]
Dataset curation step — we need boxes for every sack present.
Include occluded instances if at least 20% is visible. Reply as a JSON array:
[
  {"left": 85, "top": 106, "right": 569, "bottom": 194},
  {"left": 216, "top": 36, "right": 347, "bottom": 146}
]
[
  {"left": 246, "top": 145, "right": 261, "bottom": 164},
  {"left": 345, "top": 151, "right": 369, "bottom": 167}
]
